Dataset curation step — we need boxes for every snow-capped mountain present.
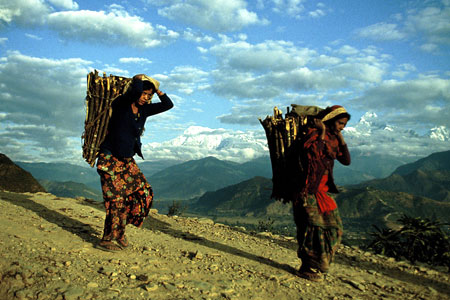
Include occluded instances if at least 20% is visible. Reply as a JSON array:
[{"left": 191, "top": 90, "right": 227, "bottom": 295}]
[
  {"left": 142, "top": 113, "right": 449, "bottom": 163},
  {"left": 143, "top": 126, "right": 268, "bottom": 163},
  {"left": 344, "top": 112, "right": 448, "bottom": 158},
  {"left": 429, "top": 126, "right": 450, "bottom": 141}
]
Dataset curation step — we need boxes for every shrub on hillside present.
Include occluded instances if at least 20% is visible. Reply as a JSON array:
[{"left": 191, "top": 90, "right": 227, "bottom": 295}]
[
  {"left": 366, "top": 215, "right": 449, "bottom": 269},
  {"left": 257, "top": 218, "right": 275, "bottom": 232},
  {"left": 167, "top": 201, "right": 185, "bottom": 216}
]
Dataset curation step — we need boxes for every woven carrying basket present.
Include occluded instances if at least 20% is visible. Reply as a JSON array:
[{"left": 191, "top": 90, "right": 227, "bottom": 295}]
[{"left": 81, "top": 70, "right": 131, "bottom": 167}]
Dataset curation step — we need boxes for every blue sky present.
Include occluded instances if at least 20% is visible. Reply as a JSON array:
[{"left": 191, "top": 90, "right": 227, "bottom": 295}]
[{"left": 0, "top": 0, "right": 449, "bottom": 165}]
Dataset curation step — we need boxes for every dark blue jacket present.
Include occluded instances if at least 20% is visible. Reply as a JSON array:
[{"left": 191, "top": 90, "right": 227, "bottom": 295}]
[{"left": 100, "top": 79, "right": 174, "bottom": 159}]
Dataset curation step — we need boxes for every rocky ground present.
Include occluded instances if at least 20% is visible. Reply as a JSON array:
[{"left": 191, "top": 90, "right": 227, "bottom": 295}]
[{"left": 0, "top": 190, "right": 449, "bottom": 300}]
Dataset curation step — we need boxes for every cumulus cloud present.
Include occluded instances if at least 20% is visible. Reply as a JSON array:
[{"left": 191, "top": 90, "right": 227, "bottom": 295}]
[
  {"left": 356, "top": 22, "right": 407, "bottom": 41},
  {"left": 143, "top": 115, "right": 450, "bottom": 163},
  {"left": 271, "top": 0, "right": 305, "bottom": 18},
  {"left": 392, "top": 63, "right": 417, "bottom": 78},
  {"left": 47, "top": 0, "right": 79, "bottom": 10},
  {"left": 207, "top": 37, "right": 389, "bottom": 104},
  {"left": 405, "top": 2, "right": 450, "bottom": 45},
  {"left": 309, "top": 8, "right": 325, "bottom": 18},
  {"left": 142, "top": 125, "right": 268, "bottom": 163},
  {"left": 152, "top": 0, "right": 268, "bottom": 32},
  {"left": 351, "top": 77, "right": 450, "bottom": 130},
  {"left": 0, "top": 51, "right": 91, "bottom": 163},
  {"left": 182, "top": 28, "right": 215, "bottom": 43},
  {"left": 0, "top": 2, "right": 178, "bottom": 48},
  {"left": 0, "top": 0, "right": 50, "bottom": 27},
  {"left": 345, "top": 112, "right": 450, "bottom": 159},
  {"left": 210, "top": 39, "right": 315, "bottom": 72},
  {"left": 47, "top": 6, "right": 179, "bottom": 48},
  {"left": 356, "top": 1, "right": 450, "bottom": 51},
  {"left": 153, "top": 65, "right": 210, "bottom": 95},
  {"left": 419, "top": 43, "right": 439, "bottom": 53}
]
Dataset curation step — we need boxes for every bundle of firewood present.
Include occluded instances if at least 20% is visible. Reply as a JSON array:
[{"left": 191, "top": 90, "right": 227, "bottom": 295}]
[
  {"left": 81, "top": 70, "right": 131, "bottom": 167},
  {"left": 259, "top": 105, "right": 323, "bottom": 202}
]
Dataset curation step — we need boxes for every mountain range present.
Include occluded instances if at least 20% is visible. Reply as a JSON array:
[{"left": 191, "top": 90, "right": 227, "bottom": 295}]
[
  {"left": 149, "top": 156, "right": 272, "bottom": 200},
  {"left": 187, "top": 150, "right": 450, "bottom": 239},
  {"left": 3, "top": 149, "right": 450, "bottom": 244},
  {"left": 141, "top": 113, "right": 450, "bottom": 165}
]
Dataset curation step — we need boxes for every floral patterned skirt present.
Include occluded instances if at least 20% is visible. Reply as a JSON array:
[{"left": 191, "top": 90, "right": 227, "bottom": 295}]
[
  {"left": 97, "top": 153, "right": 153, "bottom": 241},
  {"left": 292, "top": 193, "right": 343, "bottom": 273}
]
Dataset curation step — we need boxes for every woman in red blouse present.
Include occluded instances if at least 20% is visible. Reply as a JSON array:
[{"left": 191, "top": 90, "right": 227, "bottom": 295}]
[{"left": 293, "top": 105, "right": 351, "bottom": 281}]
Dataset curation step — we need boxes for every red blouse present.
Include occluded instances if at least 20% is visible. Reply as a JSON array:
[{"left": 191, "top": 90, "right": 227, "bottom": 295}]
[{"left": 301, "top": 128, "right": 351, "bottom": 195}]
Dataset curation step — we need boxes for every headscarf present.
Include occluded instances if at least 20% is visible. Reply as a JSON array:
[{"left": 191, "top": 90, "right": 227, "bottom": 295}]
[{"left": 321, "top": 105, "right": 348, "bottom": 122}]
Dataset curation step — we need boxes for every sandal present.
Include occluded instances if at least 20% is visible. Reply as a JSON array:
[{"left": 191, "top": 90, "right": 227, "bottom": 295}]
[
  {"left": 117, "top": 236, "right": 129, "bottom": 248},
  {"left": 297, "top": 267, "right": 324, "bottom": 282},
  {"left": 96, "top": 240, "right": 123, "bottom": 252}
]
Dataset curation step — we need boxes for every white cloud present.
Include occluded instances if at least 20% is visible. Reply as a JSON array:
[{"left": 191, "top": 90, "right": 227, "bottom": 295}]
[
  {"left": 182, "top": 28, "right": 215, "bottom": 43},
  {"left": 419, "top": 43, "right": 439, "bottom": 53},
  {"left": 141, "top": 114, "right": 450, "bottom": 164},
  {"left": 197, "top": 46, "right": 208, "bottom": 54},
  {"left": 47, "top": 0, "right": 79, "bottom": 10},
  {"left": 153, "top": 65, "right": 210, "bottom": 95},
  {"left": 405, "top": 2, "right": 450, "bottom": 45},
  {"left": 0, "top": 37, "right": 7, "bottom": 45},
  {"left": 119, "top": 57, "right": 152, "bottom": 64},
  {"left": 207, "top": 38, "right": 389, "bottom": 103},
  {"left": 344, "top": 112, "right": 450, "bottom": 159},
  {"left": 154, "top": 0, "right": 268, "bottom": 32},
  {"left": 357, "top": 2, "right": 450, "bottom": 51},
  {"left": 0, "top": 0, "right": 50, "bottom": 27},
  {"left": 335, "top": 45, "right": 359, "bottom": 56},
  {"left": 271, "top": 0, "right": 304, "bottom": 18},
  {"left": 309, "top": 9, "right": 325, "bottom": 18},
  {"left": 351, "top": 77, "right": 450, "bottom": 129},
  {"left": 0, "top": 51, "right": 91, "bottom": 163},
  {"left": 25, "top": 33, "right": 42, "bottom": 40},
  {"left": 47, "top": 7, "right": 179, "bottom": 48},
  {"left": 356, "top": 22, "right": 406, "bottom": 41},
  {"left": 142, "top": 126, "right": 268, "bottom": 163},
  {"left": 391, "top": 63, "right": 417, "bottom": 78},
  {"left": 210, "top": 39, "right": 316, "bottom": 73}
]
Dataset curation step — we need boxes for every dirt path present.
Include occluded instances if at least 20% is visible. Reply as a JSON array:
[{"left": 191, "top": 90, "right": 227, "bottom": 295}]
[{"left": 0, "top": 190, "right": 448, "bottom": 300}]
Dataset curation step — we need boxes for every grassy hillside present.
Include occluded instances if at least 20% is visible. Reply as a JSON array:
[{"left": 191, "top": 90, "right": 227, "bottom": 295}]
[
  {"left": 393, "top": 150, "right": 450, "bottom": 176},
  {"left": 39, "top": 180, "right": 103, "bottom": 201}
]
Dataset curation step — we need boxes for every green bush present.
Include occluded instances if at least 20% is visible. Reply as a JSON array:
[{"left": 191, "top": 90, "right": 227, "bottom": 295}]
[
  {"left": 167, "top": 201, "right": 185, "bottom": 216},
  {"left": 366, "top": 215, "right": 449, "bottom": 269},
  {"left": 257, "top": 218, "right": 275, "bottom": 232}
]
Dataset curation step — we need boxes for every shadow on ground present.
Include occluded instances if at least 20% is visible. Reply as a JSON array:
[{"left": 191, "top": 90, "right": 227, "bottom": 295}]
[
  {"left": 1, "top": 192, "right": 100, "bottom": 245},
  {"left": 7, "top": 191, "right": 446, "bottom": 296},
  {"left": 144, "top": 215, "right": 298, "bottom": 276}
]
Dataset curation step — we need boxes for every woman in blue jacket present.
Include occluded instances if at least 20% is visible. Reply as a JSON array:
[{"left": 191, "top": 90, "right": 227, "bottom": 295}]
[{"left": 96, "top": 74, "right": 173, "bottom": 252}]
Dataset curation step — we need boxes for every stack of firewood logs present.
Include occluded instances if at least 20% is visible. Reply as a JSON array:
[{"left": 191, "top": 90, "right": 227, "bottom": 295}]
[
  {"left": 259, "top": 105, "right": 323, "bottom": 202},
  {"left": 81, "top": 70, "right": 131, "bottom": 167}
]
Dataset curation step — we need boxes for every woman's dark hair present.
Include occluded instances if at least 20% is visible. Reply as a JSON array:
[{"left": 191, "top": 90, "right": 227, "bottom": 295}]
[{"left": 142, "top": 80, "right": 155, "bottom": 91}]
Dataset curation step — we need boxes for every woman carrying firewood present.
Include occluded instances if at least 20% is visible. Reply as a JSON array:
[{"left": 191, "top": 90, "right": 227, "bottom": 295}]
[
  {"left": 96, "top": 74, "right": 173, "bottom": 252},
  {"left": 292, "top": 105, "right": 351, "bottom": 281}
]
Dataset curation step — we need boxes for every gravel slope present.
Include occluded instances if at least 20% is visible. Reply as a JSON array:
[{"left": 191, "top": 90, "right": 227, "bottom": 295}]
[{"left": 0, "top": 190, "right": 448, "bottom": 300}]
